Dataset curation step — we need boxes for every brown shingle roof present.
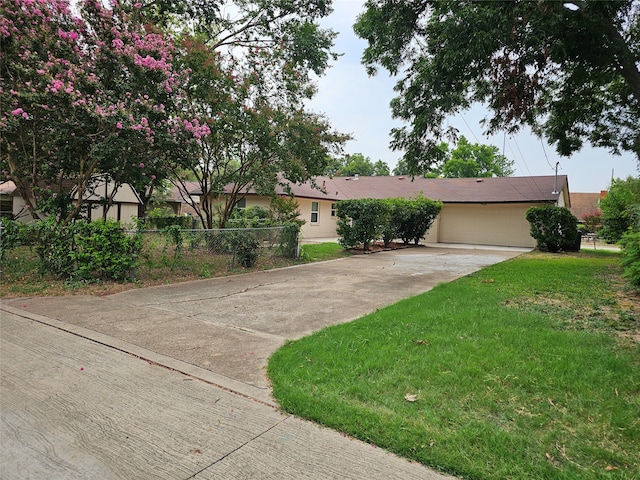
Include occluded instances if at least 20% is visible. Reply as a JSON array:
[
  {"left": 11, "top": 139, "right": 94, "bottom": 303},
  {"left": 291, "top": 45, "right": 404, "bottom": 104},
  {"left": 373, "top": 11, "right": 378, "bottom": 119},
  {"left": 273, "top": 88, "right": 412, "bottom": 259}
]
[
  {"left": 569, "top": 192, "right": 601, "bottom": 221},
  {"left": 284, "top": 175, "right": 567, "bottom": 204}
]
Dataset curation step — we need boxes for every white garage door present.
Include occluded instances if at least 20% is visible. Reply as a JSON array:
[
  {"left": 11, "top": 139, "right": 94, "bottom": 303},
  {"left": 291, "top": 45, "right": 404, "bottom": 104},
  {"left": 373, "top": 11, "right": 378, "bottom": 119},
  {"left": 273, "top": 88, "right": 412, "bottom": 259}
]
[{"left": 438, "top": 203, "right": 537, "bottom": 248}]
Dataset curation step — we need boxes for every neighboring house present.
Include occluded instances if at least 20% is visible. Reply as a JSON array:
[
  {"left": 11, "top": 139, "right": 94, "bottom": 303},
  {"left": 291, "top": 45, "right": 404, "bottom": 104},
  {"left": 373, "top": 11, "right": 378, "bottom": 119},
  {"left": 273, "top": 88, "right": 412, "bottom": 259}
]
[
  {"left": 218, "top": 174, "right": 571, "bottom": 248},
  {"left": 163, "top": 182, "right": 200, "bottom": 216},
  {"left": 0, "top": 177, "right": 141, "bottom": 224},
  {"left": 569, "top": 192, "right": 604, "bottom": 223}
]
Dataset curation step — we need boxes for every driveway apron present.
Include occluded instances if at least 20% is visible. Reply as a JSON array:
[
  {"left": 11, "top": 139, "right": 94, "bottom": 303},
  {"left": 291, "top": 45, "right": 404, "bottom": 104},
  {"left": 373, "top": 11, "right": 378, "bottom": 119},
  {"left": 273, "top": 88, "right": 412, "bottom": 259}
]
[{"left": 1, "top": 245, "right": 525, "bottom": 479}]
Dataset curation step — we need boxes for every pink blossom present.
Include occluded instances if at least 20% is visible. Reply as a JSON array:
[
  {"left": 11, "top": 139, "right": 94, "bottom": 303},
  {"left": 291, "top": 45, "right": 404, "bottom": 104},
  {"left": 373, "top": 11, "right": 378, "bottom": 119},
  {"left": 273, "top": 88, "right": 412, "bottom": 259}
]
[
  {"left": 11, "top": 108, "right": 24, "bottom": 116},
  {"left": 139, "top": 163, "right": 144, "bottom": 168},
  {"left": 116, "top": 122, "right": 123, "bottom": 129},
  {"left": 68, "top": 31, "right": 79, "bottom": 41},
  {"left": 151, "top": 175, "right": 157, "bottom": 180}
]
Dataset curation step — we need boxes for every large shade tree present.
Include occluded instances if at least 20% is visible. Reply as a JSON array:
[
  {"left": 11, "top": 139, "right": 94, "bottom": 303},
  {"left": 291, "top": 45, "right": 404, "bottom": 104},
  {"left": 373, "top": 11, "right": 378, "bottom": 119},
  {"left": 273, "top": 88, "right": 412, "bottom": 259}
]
[
  {"left": 155, "top": 0, "right": 348, "bottom": 228},
  {"left": 354, "top": 0, "right": 640, "bottom": 175},
  {"left": 171, "top": 35, "right": 348, "bottom": 229}
]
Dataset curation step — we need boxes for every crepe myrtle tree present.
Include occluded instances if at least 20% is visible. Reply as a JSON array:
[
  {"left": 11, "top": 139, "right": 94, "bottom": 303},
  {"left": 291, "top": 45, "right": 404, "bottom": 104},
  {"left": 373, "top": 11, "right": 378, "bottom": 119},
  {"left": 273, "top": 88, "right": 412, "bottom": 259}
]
[
  {"left": 0, "top": 0, "right": 184, "bottom": 223},
  {"left": 355, "top": 0, "right": 640, "bottom": 175}
]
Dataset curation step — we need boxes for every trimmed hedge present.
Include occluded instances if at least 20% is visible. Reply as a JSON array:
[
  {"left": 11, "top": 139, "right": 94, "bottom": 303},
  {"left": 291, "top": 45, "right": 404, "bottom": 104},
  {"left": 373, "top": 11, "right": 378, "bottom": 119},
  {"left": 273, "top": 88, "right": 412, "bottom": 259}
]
[{"left": 336, "top": 196, "right": 441, "bottom": 251}]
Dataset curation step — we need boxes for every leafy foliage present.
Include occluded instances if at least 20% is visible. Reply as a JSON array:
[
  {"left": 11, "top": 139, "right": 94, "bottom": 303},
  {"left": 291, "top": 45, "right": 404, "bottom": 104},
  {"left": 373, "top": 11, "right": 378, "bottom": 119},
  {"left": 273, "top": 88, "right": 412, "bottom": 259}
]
[
  {"left": 354, "top": 1, "right": 640, "bottom": 174},
  {"left": 327, "top": 153, "right": 390, "bottom": 177},
  {"left": 620, "top": 230, "right": 640, "bottom": 287},
  {"left": 435, "top": 136, "right": 514, "bottom": 178},
  {"left": 336, "top": 198, "right": 390, "bottom": 250},
  {"left": 162, "top": 224, "right": 185, "bottom": 259},
  {"left": 70, "top": 220, "right": 142, "bottom": 281},
  {"left": 1, "top": 0, "right": 183, "bottom": 223},
  {"left": 276, "top": 222, "right": 301, "bottom": 259},
  {"left": 227, "top": 231, "right": 260, "bottom": 268},
  {"left": 337, "top": 196, "right": 441, "bottom": 249},
  {"left": 391, "top": 195, "right": 442, "bottom": 244},
  {"left": 170, "top": 34, "right": 349, "bottom": 229},
  {"left": 600, "top": 176, "right": 640, "bottom": 243},
  {"left": 31, "top": 218, "right": 140, "bottom": 281},
  {"left": 526, "top": 205, "right": 579, "bottom": 252},
  {"left": 0, "top": 217, "right": 25, "bottom": 261}
]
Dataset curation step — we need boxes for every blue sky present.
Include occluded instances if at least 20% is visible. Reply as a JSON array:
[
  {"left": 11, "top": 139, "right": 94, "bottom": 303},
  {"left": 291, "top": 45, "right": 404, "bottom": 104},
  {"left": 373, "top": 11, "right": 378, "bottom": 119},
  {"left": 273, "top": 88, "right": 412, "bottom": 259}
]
[{"left": 307, "top": 0, "right": 638, "bottom": 193}]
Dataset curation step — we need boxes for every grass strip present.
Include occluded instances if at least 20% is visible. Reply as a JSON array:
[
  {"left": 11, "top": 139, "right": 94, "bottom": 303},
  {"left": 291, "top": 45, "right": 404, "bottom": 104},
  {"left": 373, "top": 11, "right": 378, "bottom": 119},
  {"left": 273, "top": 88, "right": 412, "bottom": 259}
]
[
  {"left": 268, "top": 251, "right": 639, "bottom": 479},
  {"left": 300, "top": 242, "right": 351, "bottom": 262}
]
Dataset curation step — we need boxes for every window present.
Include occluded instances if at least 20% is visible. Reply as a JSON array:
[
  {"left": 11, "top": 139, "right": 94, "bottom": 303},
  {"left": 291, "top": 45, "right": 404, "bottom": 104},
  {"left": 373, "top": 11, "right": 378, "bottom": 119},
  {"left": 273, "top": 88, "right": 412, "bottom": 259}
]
[
  {"left": 236, "top": 198, "right": 246, "bottom": 210},
  {"left": 331, "top": 203, "right": 336, "bottom": 217},
  {"left": 311, "top": 201, "right": 319, "bottom": 224}
]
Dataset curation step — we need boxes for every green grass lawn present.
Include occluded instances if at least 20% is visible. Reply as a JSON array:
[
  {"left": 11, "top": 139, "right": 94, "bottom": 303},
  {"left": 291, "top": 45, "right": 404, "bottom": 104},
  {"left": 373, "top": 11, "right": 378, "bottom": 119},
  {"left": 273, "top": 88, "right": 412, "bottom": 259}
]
[
  {"left": 268, "top": 251, "right": 639, "bottom": 479},
  {"left": 300, "top": 242, "right": 351, "bottom": 262}
]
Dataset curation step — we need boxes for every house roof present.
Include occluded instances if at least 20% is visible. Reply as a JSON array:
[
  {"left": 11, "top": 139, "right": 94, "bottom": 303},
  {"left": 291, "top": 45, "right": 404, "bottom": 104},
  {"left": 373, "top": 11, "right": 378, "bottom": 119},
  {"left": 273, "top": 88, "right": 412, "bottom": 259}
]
[
  {"left": 569, "top": 192, "right": 602, "bottom": 221},
  {"left": 0, "top": 181, "right": 17, "bottom": 195},
  {"left": 169, "top": 182, "right": 201, "bottom": 202},
  {"left": 273, "top": 175, "right": 569, "bottom": 205}
]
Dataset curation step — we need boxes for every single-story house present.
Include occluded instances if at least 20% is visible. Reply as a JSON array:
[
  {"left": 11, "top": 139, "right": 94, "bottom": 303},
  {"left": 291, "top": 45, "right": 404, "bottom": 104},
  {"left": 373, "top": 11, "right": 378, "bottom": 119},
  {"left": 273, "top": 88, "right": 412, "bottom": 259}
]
[
  {"left": 212, "top": 174, "right": 571, "bottom": 248},
  {"left": 0, "top": 176, "right": 141, "bottom": 224}
]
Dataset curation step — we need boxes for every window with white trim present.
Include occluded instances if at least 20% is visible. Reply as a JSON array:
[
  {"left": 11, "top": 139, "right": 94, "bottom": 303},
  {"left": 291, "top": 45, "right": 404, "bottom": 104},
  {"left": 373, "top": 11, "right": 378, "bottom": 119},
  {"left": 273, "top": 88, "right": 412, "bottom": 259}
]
[{"left": 310, "top": 201, "right": 319, "bottom": 224}]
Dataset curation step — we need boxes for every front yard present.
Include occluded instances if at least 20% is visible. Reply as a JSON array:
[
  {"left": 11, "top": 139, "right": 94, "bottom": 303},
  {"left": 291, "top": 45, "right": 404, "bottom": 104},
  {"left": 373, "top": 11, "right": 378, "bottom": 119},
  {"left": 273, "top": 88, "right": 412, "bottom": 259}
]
[{"left": 268, "top": 250, "right": 639, "bottom": 479}]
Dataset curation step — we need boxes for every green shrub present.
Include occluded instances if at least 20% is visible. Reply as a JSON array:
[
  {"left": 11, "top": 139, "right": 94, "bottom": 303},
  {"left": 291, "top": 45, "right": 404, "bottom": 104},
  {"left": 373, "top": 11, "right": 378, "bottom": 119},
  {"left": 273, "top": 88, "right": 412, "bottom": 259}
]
[
  {"left": 381, "top": 198, "right": 402, "bottom": 247},
  {"left": 230, "top": 231, "right": 260, "bottom": 268},
  {"left": 394, "top": 194, "right": 442, "bottom": 245},
  {"left": 147, "top": 215, "right": 192, "bottom": 229},
  {"left": 526, "top": 205, "right": 579, "bottom": 252},
  {"left": 32, "top": 219, "right": 141, "bottom": 281},
  {"left": 162, "top": 224, "right": 184, "bottom": 259},
  {"left": 620, "top": 230, "right": 640, "bottom": 287},
  {"left": 277, "top": 222, "right": 300, "bottom": 258},
  {"left": 70, "top": 220, "right": 142, "bottom": 281},
  {"left": 33, "top": 218, "right": 76, "bottom": 277},
  {"left": 336, "top": 199, "right": 390, "bottom": 250},
  {"left": 0, "top": 218, "right": 25, "bottom": 261}
]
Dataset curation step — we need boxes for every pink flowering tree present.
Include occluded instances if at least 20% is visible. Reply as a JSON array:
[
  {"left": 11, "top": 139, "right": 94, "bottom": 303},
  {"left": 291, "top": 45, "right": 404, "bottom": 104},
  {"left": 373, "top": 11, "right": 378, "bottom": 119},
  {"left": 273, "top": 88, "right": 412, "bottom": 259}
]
[{"left": 0, "top": 0, "right": 184, "bottom": 223}]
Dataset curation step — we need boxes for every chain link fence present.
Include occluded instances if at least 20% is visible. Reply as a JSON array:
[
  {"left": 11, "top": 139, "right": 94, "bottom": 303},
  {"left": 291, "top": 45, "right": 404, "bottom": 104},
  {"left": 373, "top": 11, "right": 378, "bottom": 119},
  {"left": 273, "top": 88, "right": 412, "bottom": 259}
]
[{"left": 129, "top": 226, "right": 300, "bottom": 270}]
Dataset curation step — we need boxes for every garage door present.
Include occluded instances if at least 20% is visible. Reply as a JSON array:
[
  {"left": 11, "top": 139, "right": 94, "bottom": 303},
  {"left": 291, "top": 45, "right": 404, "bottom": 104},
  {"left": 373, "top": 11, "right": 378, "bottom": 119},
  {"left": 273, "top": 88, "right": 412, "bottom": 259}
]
[{"left": 438, "top": 203, "right": 536, "bottom": 248}]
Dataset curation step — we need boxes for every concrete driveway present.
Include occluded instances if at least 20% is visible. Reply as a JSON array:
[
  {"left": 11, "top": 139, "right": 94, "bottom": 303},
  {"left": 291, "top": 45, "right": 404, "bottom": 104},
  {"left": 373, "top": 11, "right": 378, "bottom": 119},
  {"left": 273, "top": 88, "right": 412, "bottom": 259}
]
[{"left": 1, "top": 245, "right": 526, "bottom": 479}]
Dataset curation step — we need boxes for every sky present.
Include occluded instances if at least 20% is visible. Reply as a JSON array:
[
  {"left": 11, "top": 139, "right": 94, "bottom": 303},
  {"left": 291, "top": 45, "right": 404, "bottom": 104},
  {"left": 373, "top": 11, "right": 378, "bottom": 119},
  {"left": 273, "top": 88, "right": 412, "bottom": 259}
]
[{"left": 306, "top": 0, "right": 639, "bottom": 193}]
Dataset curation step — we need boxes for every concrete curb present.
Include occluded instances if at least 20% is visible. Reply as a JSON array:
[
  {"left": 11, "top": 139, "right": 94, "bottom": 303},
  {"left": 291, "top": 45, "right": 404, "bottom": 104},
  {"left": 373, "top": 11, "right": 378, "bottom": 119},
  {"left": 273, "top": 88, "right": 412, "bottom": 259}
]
[{"left": 1, "top": 303, "right": 277, "bottom": 407}]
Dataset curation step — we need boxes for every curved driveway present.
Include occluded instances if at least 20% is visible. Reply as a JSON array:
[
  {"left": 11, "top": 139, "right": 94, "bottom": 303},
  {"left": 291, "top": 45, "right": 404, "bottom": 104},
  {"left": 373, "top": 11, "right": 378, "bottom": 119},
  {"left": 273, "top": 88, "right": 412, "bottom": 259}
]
[{"left": 1, "top": 244, "right": 526, "bottom": 479}]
